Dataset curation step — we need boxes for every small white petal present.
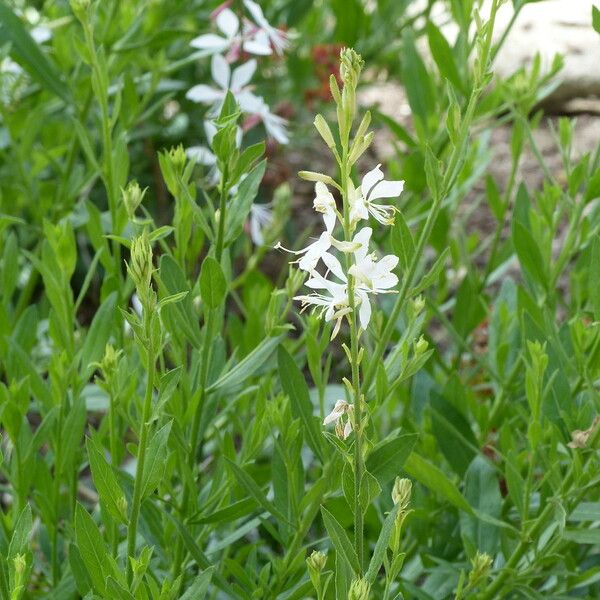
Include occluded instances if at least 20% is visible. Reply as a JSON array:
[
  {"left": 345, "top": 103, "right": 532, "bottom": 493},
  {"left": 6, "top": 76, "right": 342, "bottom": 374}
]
[
  {"left": 190, "top": 33, "right": 230, "bottom": 51},
  {"left": 322, "top": 252, "right": 347, "bottom": 282},
  {"left": 186, "top": 84, "right": 223, "bottom": 104},
  {"left": 244, "top": 0, "right": 268, "bottom": 27},
  {"left": 231, "top": 59, "right": 257, "bottom": 90},
  {"left": 358, "top": 291, "right": 372, "bottom": 329},
  {"left": 361, "top": 164, "right": 384, "bottom": 198},
  {"left": 244, "top": 30, "right": 273, "bottom": 55},
  {"left": 216, "top": 9, "right": 240, "bottom": 38},
  {"left": 369, "top": 179, "right": 404, "bottom": 200},
  {"left": 211, "top": 53, "right": 230, "bottom": 90}
]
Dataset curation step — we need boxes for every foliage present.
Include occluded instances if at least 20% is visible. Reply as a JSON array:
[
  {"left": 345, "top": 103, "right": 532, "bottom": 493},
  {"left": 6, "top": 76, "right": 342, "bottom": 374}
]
[{"left": 0, "top": 0, "right": 600, "bottom": 598}]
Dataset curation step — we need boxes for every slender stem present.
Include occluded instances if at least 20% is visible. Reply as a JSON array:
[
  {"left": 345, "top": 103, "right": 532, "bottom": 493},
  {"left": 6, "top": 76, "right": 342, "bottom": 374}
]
[
  {"left": 172, "top": 171, "right": 229, "bottom": 586},
  {"left": 51, "top": 401, "right": 65, "bottom": 586},
  {"left": 126, "top": 330, "right": 155, "bottom": 584},
  {"left": 340, "top": 145, "right": 364, "bottom": 571},
  {"left": 108, "top": 386, "right": 119, "bottom": 556},
  {"left": 214, "top": 168, "right": 229, "bottom": 264}
]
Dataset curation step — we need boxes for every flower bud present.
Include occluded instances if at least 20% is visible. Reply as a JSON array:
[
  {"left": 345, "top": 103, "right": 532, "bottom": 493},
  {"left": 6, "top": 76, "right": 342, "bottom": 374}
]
[
  {"left": 340, "top": 48, "right": 364, "bottom": 91},
  {"left": 348, "top": 577, "right": 371, "bottom": 600},
  {"left": 414, "top": 335, "right": 429, "bottom": 356},
  {"left": 314, "top": 114, "right": 336, "bottom": 149},
  {"left": 298, "top": 171, "right": 339, "bottom": 188},
  {"left": 168, "top": 144, "right": 187, "bottom": 173},
  {"left": 127, "top": 231, "right": 153, "bottom": 294},
  {"left": 413, "top": 295, "right": 425, "bottom": 315},
  {"left": 306, "top": 550, "right": 327, "bottom": 573},
  {"left": 122, "top": 180, "right": 147, "bottom": 220},
  {"left": 468, "top": 551, "right": 492, "bottom": 588},
  {"left": 392, "top": 477, "right": 412, "bottom": 512}
]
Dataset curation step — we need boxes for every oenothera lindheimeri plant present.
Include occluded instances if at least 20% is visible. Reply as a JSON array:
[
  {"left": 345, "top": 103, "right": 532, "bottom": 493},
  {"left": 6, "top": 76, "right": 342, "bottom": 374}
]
[{"left": 278, "top": 48, "right": 428, "bottom": 597}]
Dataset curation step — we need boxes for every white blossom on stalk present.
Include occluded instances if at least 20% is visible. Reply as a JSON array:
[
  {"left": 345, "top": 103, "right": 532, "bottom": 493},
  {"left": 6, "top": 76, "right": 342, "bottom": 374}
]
[
  {"left": 243, "top": 0, "right": 289, "bottom": 54},
  {"left": 323, "top": 399, "right": 353, "bottom": 439},
  {"left": 191, "top": 8, "right": 275, "bottom": 56},
  {"left": 349, "top": 164, "right": 404, "bottom": 226},
  {"left": 186, "top": 53, "right": 260, "bottom": 115}
]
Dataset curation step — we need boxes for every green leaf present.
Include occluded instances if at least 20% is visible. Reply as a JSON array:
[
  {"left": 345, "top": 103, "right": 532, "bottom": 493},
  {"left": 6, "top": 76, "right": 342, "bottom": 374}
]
[
  {"left": 8, "top": 504, "right": 32, "bottom": 559},
  {"left": 225, "top": 459, "right": 290, "bottom": 525},
  {"left": 563, "top": 528, "right": 600, "bottom": 544},
  {"left": 0, "top": 1, "right": 72, "bottom": 103},
  {"left": 180, "top": 569, "right": 214, "bottom": 600},
  {"left": 200, "top": 256, "right": 227, "bottom": 309},
  {"left": 426, "top": 22, "right": 464, "bottom": 93},
  {"left": 158, "top": 255, "right": 202, "bottom": 349},
  {"left": 400, "top": 29, "right": 436, "bottom": 131},
  {"left": 589, "top": 236, "right": 600, "bottom": 320},
  {"left": 403, "top": 452, "right": 472, "bottom": 513},
  {"left": 391, "top": 213, "right": 415, "bottom": 272},
  {"left": 208, "top": 335, "right": 282, "bottom": 394},
  {"left": 430, "top": 392, "right": 477, "bottom": 477},
  {"left": 79, "top": 292, "right": 117, "bottom": 379},
  {"left": 593, "top": 5, "right": 600, "bottom": 34},
  {"left": 512, "top": 220, "right": 546, "bottom": 291},
  {"left": 459, "top": 456, "right": 502, "bottom": 556},
  {"left": 321, "top": 506, "right": 360, "bottom": 574},
  {"left": 365, "top": 503, "right": 400, "bottom": 584},
  {"left": 277, "top": 346, "right": 325, "bottom": 463},
  {"left": 86, "top": 437, "right": 127, "bottom": 524},
  {"left": 141, "top": 420, "right": 173, "bottom": 500},
  {"left": 74, "top": 503, "right": 112, "bottom": 594},
  {"left": 226, "top": 160, "right": 266, "bottom": 240},
  {"left": 412, "top": 247, "right": 449, "bottom": 296},
  {"left": 366, "top": 433, "right": 418, "bottom": 487}
]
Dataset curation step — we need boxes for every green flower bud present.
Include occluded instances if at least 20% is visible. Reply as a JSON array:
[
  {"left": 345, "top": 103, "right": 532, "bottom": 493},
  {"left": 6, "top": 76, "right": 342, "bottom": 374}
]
[
  {"left": 414, "top": 335, "right": 429, "bottom": 356},
  {"left": 392, "top": 477, "right": 412, "bottom": 512},
  {"left": 306, "top": 550, "right": 327, "bottom": 573},
  {"left": 127, "top": 231, "right": 153, "bottom": 294},
  {"left": 468, "top": 551, "right": 492, "bottom": 589},
  {"left": 340, "top": 48, "right": 364, "bottom": 90},
  {"left": 348, "top": 577, "right": 371, "bottom": 600},
  {"left": 314, "top": 114, "right": 336, "bottom": 149},
  {"left": 168, "top": 144, "right": 187, "bottom": 173},
  {"left": 122, "top": 180, "right": 147, "bottom": 220}
]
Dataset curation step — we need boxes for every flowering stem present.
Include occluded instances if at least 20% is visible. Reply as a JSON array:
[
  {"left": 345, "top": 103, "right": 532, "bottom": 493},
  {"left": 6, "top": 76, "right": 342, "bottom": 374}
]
[
  {"left": 126, "top": 322, "right": 155, "bottom": 584},
  {"left": 340, "top": 150, "right": 365, "bottom": 573},
  {"left": 215, "top": 165, "right": 229, "bottom": 263}
]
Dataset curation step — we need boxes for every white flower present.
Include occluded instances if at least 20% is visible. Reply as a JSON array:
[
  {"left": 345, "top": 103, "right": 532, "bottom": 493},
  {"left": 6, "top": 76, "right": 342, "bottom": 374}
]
[
  {"left": 349, "top": 232, "right": 399, "bottom": 292},
  {"left": 190, "top": 8, "right": 275, "bottom": 56},
  {"left": 246, "top": 95, "right": 289, "bottom": 144},
  {"left": 243, "top": 0, "right": 289, "bottom": 55},
  {"left": 349, "top": 164, "right": 404, "bottom": 226},
  {"left": 323, "top": 399, "right": 353, "bottom": 439},
  {"left": 186, "top": 54, "right": 261, "bottom": 115},
  {"left": 249, "top": 202, "right": 273, "bottom": 245},
  {"left": 313, "top": 182, "right": 337, "bottom": 233},
  {"left": 294, "top": 272, "right": 351, "bottom": 339},
  {"left": 277, "top": 225, "right": 363, "bottom": 274}
]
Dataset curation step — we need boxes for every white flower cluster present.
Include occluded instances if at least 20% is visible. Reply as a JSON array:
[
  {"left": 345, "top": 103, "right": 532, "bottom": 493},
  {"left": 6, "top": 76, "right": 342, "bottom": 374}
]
[
  {"left": 283, "top": 164, "right": 404, "bottom": 340},
  {"left": 186, "top": 0, "right": 289, "bottom": 153}
]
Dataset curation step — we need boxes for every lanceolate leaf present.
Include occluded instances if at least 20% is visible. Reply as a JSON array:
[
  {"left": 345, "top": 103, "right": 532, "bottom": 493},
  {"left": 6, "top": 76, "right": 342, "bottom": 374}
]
[
  {"left": 366, "top": 433, "right": 418, "bottom": 486},
  {"left": 321, "top": 506, "right": 361, "bottom": 574},
  {"left": 277, "top": 345, "right": 325, "bottom": 463},
  {"left": 0, "top": 1, "right": 72, "bottom": 103}
]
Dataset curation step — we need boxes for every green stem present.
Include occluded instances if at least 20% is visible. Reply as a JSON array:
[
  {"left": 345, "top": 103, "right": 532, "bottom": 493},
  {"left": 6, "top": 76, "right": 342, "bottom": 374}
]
[
  {"left": 340, "top": 147, "right": 364, "bottom": 572},
  {"left": 126, "top": 330, "right": 155, "bottom": 584},
  {"left": 51, "top": 401, "right": 65, "bottom": 586},
  {"left": 108, "top": 387, "right": 119, "bottom": 556},
  {"left": 172, "top": 173, "right": 229, "bottom": 586}
]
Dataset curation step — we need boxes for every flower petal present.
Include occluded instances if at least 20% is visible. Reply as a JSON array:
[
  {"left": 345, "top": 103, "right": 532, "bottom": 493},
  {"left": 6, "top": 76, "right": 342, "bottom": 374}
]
[
  {"left": 211, "top": 53, "right": 230, "bottom": 90},
  {"left": 231, "top": 59, "right": 257, "bottom": 90},
  {"left": 369, "top": 179, "right": 404, "bottom": 200},
  {"left": 244, "top": 0, "right": 268, "bottom": 27},
  {"left": 186, "top": 84, "right": 223, "bottom": 104},
  {"left": 244, "top": 30, "right": 273, "bottom": 55},
  {"left": 322, "top": 252, "right": 347, "bottom": 282},
  {"left": 216, "top": 8, "right": 239, "bottom": 38},
  {"left": 190, "top": 33, "right": 230, "bottom": 51},
  {"left": 358, "top": 291, "right": 372, "bottom": 329},
  {"left": 361, "top": 164, "right": 384, "bottom": 198}
]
